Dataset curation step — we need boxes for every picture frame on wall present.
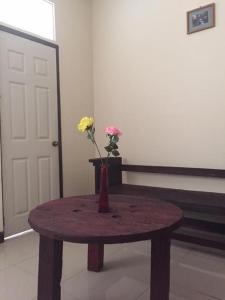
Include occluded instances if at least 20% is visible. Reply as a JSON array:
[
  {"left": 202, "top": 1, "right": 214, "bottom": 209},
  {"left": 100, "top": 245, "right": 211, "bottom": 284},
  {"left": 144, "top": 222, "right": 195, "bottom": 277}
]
[{"left": 187, "top": 3, "right": 215, "bottom": 34}]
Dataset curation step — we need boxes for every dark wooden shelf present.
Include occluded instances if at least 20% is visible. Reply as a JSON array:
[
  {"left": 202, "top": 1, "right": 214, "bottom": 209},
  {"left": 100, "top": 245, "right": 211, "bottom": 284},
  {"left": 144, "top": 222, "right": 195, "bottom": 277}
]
[
  {"left": 122, "top": 164, "right": 225, "bottom": 178},
  {"left": 183, "top": 211, "right": 225, "bottom": 235},
  {"left": 110, "top": 184, "right": 225, "bottom": 213},
  {"left": 173, "top": 227, "right": 225, "bottom": 250},
  {"left": 90, "top": 158, "right": 225, "bottom": 251}
]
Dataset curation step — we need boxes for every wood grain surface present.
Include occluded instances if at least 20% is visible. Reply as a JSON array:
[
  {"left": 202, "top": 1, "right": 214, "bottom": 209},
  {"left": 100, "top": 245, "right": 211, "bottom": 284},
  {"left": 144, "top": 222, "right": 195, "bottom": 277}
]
[{"left": 29, "top": 194, "right": 183, "bottom": 244}]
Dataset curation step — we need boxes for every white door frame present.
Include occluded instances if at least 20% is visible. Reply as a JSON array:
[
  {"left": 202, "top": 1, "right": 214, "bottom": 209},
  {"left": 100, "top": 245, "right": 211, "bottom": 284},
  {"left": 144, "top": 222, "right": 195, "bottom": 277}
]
[{"left": 0, "top": 24, "right": 63, "bottom": 242}]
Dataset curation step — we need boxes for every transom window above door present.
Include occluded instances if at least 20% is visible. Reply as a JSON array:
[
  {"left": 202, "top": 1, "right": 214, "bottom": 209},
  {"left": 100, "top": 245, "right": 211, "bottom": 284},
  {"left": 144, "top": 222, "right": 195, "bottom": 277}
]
[{"left": 0, "top": 0, "right": 55, "bottom": 40}]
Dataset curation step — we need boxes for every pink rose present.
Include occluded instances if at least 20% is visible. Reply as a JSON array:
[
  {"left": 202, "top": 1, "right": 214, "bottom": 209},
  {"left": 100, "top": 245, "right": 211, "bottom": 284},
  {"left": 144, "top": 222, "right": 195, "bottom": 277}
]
[{"left": 105, "top": 126, "right": 122, "bottom": 136}]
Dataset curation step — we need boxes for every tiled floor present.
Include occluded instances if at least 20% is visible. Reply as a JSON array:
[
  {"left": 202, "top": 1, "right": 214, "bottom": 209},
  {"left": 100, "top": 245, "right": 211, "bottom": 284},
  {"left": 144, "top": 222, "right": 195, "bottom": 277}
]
[{"left": 0, "top": 231, "right": 225, "bottom": 300}]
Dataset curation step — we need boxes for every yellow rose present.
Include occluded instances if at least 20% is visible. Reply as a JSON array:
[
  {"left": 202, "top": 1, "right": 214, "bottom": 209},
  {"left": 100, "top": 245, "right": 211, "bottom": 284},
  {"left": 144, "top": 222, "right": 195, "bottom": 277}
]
[{"left": 77, "top": 117, "right": 94, "bottom": 132}]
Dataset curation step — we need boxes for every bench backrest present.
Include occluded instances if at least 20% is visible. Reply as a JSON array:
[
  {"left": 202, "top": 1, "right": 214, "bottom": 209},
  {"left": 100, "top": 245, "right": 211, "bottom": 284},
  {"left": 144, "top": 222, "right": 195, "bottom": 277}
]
[{"left": 89, "top": 157, "right": 225, "bottom": 215}]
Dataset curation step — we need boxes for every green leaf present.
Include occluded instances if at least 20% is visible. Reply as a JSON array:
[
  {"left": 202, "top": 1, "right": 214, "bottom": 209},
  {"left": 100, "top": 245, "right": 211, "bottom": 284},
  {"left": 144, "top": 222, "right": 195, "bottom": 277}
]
[
  {"left": 87, "top": 130, "right": 94, "bottom": 142},
  {"left": 91, "top": 126, "right": 95, "bottom": 135},
  {"left": 112, "top": 150, "right": 120, "bottom": 157},
  {"left": 112, "top": 135, "right": 119, "bottom": 143},
  {"left": 105, "top": 145, "right": 113, "bottom": 152},
  {"left": 87, "top": 132, "right": 92, "bottom": 140},
  {"left": 110, "top": 143, "right": 118, "bottom": 150}
]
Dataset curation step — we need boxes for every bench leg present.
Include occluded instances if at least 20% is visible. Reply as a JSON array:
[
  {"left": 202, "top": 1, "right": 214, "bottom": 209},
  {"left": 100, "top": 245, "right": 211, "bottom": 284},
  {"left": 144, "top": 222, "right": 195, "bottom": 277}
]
[
  {"left": 38, "top": 235, "right": 63, "bottom": 300},
  {"left": 150, "top": 236, "right": 171, "bottom": 300},
  {"left": 88, "top": 243, "right": 104, "bottom": 272}
]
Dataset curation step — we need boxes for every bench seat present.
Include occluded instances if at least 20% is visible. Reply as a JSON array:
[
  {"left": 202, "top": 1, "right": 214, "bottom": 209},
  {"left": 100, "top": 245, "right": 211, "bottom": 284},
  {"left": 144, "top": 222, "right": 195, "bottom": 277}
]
[{"left": 90, "top": 158, "right": 225, "bottom": 250}]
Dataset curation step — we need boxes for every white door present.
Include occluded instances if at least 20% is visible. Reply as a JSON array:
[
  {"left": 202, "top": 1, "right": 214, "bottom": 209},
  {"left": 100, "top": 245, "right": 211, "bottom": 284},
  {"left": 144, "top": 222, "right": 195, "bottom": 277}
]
[{"left": 0, "top": 31, "right": 60, "bottom": 237}]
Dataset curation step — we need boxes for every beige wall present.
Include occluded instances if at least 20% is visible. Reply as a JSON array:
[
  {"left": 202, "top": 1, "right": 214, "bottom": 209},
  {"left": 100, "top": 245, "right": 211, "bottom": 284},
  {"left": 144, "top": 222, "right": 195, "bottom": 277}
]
[
  {"left": 54, "top": 0, "right": 94, "bottom": 196},
  {"left": 92, "top": 0, "right": 225, "bottom": 192}
]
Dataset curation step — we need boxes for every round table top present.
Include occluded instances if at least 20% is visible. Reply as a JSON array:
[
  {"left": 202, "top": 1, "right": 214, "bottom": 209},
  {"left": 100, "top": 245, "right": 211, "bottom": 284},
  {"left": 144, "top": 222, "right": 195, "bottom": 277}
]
[{"left": 28, "top": 194, "right": 183, "bottom": 244}]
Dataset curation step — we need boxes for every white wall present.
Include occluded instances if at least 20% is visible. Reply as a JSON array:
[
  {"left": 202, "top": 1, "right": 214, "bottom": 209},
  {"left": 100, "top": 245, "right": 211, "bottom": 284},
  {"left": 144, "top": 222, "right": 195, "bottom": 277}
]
[
  {"left": 53, "top": 0, "right": 94, "bottom": 196},
  {"left": 92, "top": 0, "right": 225, "bottom": 192}
]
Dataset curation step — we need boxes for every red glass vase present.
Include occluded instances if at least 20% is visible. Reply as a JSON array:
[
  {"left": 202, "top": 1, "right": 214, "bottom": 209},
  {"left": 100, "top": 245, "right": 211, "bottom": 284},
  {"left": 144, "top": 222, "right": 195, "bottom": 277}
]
[{"left": 98, "top": 164, "right": 109, "bottom": 213}]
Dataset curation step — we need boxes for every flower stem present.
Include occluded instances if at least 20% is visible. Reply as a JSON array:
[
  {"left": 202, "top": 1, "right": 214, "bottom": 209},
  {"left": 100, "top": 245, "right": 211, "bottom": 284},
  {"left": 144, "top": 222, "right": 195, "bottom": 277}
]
[
  {"left": 87, "top": 128, "right": 104, "bottom": 165},
  {"left": 93, "top": 140, "right": 104, "bottom": 164}
]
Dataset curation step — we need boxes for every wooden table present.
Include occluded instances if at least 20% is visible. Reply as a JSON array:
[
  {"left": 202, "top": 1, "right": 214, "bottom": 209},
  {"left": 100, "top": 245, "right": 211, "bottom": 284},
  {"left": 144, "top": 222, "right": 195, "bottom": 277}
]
[{"left": 28, "top": 194, "right": 183, "bottom": 300}]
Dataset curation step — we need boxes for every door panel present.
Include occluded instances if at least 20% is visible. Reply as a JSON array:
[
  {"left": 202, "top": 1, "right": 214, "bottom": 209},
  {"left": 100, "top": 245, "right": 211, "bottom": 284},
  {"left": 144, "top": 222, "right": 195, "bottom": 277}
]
[
  {"left": 10, "top": 82, "right": 28, "bottom": 139},
  {"left": 37, "top": 156, "right": 52, "bottom": 204},
  {"left": 13, "top": 158, "right": 30, "bottom": 215},
  {"left": 36, "top": 86, "right": 50, "bottom": 139},
  {"left": 0, "top": 31, "right": 60, "bottom": 237}
]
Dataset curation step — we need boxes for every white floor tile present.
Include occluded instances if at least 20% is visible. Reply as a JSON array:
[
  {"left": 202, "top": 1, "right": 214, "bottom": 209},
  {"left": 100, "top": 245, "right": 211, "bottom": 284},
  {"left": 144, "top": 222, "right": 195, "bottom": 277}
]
[
  {"left": 62, "top": 242, "right": 87, "bottom": 280},
  {"left": 124, "top": 241, "right": 150, "bottom": 256},
  {"left": 171, "top": 260, "right": 225, "bottom": 300},
  {"left": 63, "top": 247, "right": 149, "bottom": 299},
  {"left": 32, "top": 289, "right": 80, "bottom": 300},
  {"left": 101, "top": 247, "right": 150, "bottom": 285},
  {"left": 16, "top": 255, "right": 38, "bottom": 277},
  {"left": 170, "top": 280, "right": 222, "bottom": 300},
  {"left": 181, "top": 247, "right": 225, "bottom": 273},
  {"left": 104, "top": 243, "right": 126, "bottom": 258},
  {"left": 171, "top": 241, "right": 192, "bottom": 263},
  {"left": 0, "top": 265, "right": 37, "bottom": 300},
  {"left": 0, "top": 232, "right": 225, "bottom": 300},
  {"left": 0, "top": 231, "right": 39, "bottom": 271},
  {"left": 17, "top": 241, "right": 88, "bottom": 281},
  {"left": 137, "top": 286, "right": 220, "bottom": 300},
  {"left": 90, "top": 276, "right": 146, "bottom": 300}
]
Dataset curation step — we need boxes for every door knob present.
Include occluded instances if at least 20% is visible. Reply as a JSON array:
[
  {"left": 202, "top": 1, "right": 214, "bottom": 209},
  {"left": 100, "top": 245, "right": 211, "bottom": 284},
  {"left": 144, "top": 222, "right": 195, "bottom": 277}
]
[{"left": 52, "top": 141, "right": 59, "bottom": 147}]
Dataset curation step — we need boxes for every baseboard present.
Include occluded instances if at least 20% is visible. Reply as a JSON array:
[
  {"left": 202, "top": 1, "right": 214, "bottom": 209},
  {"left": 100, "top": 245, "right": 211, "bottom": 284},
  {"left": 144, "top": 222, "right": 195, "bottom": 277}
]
[{"left": 0, "top": 231, "right": 4, "bottom": 243}]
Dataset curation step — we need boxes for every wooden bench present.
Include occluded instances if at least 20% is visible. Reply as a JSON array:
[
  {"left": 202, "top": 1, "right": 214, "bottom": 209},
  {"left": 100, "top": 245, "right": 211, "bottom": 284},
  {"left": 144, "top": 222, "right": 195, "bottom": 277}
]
[{"left": 90, "top": 157, "right": 225, "bottom": 250}]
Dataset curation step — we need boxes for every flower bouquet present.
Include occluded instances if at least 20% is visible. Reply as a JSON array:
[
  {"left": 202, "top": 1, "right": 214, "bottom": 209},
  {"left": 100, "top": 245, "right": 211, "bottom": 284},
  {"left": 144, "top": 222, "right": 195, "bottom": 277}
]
[{"left": 77, "top": 117, "right": 122, "bottom": 212}]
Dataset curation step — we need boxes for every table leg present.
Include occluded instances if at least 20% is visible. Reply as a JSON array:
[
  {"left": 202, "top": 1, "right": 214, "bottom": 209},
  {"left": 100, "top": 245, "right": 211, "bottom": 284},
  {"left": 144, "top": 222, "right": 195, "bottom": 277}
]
[
  {"left": 38, "top": 235, "right": 63, "bottom": 300},
  {"left": 88, "top": 243, "right": 104, "bottom": 272},
  {"left": 150, "top": 236, "right": 171, "bottom": 300}
]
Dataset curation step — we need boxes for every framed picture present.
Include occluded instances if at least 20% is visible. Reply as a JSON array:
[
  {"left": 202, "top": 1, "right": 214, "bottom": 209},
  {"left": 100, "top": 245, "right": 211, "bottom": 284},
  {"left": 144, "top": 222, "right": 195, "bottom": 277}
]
[{"left": 187, "top": 3, "right": 215, "bottom": 34}]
